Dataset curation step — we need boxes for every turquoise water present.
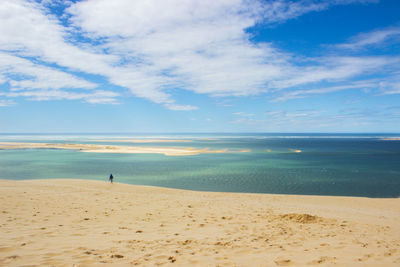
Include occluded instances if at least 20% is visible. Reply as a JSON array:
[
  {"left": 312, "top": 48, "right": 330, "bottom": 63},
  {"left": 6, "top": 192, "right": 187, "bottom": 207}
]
[{"left": 1, "top": 133, "right": 400, "bottom": 197}]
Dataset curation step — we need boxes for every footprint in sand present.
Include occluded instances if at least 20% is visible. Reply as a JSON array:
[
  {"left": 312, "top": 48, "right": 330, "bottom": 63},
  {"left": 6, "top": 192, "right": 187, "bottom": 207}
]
[
  {"left": 111, "top": 254, "right": 124, "bottom": 258},
  {"left": 384, "top": 249, "right": 397, "bottom": 257},
  {"left": 308, "top": 256, "right": 336, "bottom": 265},
  {"left": 5, "top": 255, "right": 20, "bottom": 260},
  {"left": 168, "top": 256, "right": 177, "bottom": 263}
]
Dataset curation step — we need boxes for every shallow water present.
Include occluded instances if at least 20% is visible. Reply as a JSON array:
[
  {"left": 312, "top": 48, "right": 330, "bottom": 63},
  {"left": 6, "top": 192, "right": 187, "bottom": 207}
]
[{"left": 1, "top": 133, "right": 400, "bottom": 197}]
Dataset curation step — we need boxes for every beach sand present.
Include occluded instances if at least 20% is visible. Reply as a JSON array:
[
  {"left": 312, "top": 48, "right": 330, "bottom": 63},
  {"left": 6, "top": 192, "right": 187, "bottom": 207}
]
[{"left": 0, "top": 179, "right": 399, "bottom": 266}]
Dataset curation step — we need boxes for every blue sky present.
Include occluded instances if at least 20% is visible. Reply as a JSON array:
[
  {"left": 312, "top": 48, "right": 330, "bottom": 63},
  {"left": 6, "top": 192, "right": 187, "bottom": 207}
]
[{"left": 1, "top": 0, "right": 400, "bottom": 133}]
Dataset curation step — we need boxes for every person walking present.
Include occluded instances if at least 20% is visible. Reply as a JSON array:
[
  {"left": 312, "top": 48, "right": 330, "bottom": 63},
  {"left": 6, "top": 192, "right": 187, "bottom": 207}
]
[{"left": 109, "top": 173, "right": 114, "bottom": 183}]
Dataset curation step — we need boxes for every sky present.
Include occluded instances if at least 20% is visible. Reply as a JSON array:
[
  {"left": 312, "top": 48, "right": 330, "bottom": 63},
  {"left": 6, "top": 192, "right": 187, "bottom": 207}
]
[{"left": 0, "top": 0, "right": 400, "bottom": 133}]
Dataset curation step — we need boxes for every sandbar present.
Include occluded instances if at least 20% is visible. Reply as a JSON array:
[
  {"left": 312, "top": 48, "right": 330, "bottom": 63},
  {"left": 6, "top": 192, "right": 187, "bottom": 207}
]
[
  {"left": 0, "top": 142, "right": 234, "bottom": 156},
  {"left": 0, "top": 179, "right": 399, "bottom": 266},
  {"left": 92, "top": 139, "right": 193, "bottom": 143}
]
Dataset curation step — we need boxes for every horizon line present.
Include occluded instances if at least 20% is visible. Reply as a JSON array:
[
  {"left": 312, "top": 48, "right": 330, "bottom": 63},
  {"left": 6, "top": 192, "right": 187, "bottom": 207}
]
[{"left": 1, "top": 132, "right": 399, "bottom": 135}]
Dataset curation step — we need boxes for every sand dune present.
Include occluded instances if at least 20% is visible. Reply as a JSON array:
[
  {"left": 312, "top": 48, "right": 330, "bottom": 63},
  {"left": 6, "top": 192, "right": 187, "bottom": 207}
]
[{"left": 0, "top": 179, "right": 399, "bottom": 266}]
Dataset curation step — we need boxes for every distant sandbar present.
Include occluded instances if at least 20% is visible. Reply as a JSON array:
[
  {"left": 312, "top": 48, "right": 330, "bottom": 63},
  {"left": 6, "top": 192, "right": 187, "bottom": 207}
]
[
  {"left": 0, "top": 142, "right": 245, "bottom": 156},
  {"left": 92, "top": 139, "right": 192, "bottom": 143}
]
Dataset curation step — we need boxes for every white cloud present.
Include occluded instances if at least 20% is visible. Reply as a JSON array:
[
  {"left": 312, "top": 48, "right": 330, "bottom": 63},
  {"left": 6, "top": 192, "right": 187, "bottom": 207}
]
[
  {"left": 0, "top": 99, "right": 15, "bottom": 107},
  {"left": 0, "top": 0, "right": 390, "bottom": 109},
  {"left": 67, "top": 0, "right": 288, "bottom": 98},
  {"left": 0, "top": 0, "right": 116, "bottom": 70},
  {"left": 0, "top": 0, "right": 199, "bottom": 108},
  {"left": 0, "top": 0, "right": 121, "bottom": 105},
  {"left": 271, "top": 56, "right": 398, "bottom": 90},
  {"left": 265, "top": 110, "right": 320, "bottom": 118},
  {"left": 0, "top": 53, "right": 97, "bottom": 91},
  {"left": 230, "top": 117, "right": 268, "bottom": 125},
  {"left": 40, "top": 0, "right": 73, "bottom": 7},
  {"left": 337, "top": 27, "right": 400, "bottom": 50},
  {"left": 65, "top": 0, "right": 391, "bottom": 101},
  {"left": 6, "top": 89, "right": 119, "bottom": 104},
  {"left": 0, "top": 52, "right": 120, "bottom": 104},
  {"left": 258, "top": 0, "right": 328, "bottom": 24},
  {"left": 233, "top": 112, "right": 254, "bottom": 117},
  {"left": 0, "top": 74, "right": 5, "bottom": 84},
  {"left": 378, "top": 76, "right": 400, "bottom": 95},
  {"left": 254, "top": 0, "right": 378, "bottom": 25},
  {"left": 231, "top": 105, "right": 396, "bottom": 130},
  {"left": 272, "top": 80, "right": 378, "bottom": 102},
  {"left": 164, "top": 103, "right": 199, "bottom": 111},
  {"left": 272, "top": 72, "right": 400, "bottom": 102}
]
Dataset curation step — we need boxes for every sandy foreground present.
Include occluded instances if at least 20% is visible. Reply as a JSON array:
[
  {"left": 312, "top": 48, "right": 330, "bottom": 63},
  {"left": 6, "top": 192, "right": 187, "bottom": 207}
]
[{"left": 0, "top": 180, "right": 399, "bottom": 266}]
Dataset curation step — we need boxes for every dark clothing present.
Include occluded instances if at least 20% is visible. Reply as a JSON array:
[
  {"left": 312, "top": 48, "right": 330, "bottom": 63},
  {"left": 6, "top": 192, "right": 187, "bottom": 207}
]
[{"left": 109, "top": 174, "right": 114, "bottom": 183}]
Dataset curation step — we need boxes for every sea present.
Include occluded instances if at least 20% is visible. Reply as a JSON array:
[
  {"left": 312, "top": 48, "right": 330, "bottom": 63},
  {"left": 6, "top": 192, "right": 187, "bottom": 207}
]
[{"left": 1, "top": 133, "right": 399, "bottom": 198}]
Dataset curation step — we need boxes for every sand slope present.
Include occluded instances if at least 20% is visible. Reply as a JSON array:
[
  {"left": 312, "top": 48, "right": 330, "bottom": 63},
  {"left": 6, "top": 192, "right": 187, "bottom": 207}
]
[{"left": 0, "top": 179, "right": 399, "bottom": 266}]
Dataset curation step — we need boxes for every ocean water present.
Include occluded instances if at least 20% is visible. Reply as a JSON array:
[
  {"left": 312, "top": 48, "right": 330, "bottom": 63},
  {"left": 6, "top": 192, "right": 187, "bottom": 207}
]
[{"left": 1, "top": 133, "right": 400, "bottom": 198}]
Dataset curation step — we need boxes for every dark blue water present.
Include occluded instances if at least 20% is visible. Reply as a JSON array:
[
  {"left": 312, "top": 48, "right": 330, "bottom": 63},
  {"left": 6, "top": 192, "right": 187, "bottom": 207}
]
[{"left": 1, "top": 133, "right": 399, "bottom": 197}]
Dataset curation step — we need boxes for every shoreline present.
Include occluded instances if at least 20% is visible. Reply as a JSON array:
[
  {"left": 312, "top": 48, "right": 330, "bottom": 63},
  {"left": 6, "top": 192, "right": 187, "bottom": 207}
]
[
  {"left": 1, "top": 179, "right": 399, "bottom": 266},
  {"left": 1, "top": 178, "right": 399, "bottom": 199}
]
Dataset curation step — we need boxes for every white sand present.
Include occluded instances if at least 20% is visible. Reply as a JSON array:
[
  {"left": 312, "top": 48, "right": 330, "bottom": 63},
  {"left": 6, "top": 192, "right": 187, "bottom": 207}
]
[
  {"left": 0, "top": 179, "right": 399, "bottom": 266},
  {"left": 92, "top": 139, "right": 193, "bottom": 143},
  {"left": 0, "top": 142, "right": 235, "bottom": 156}
]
